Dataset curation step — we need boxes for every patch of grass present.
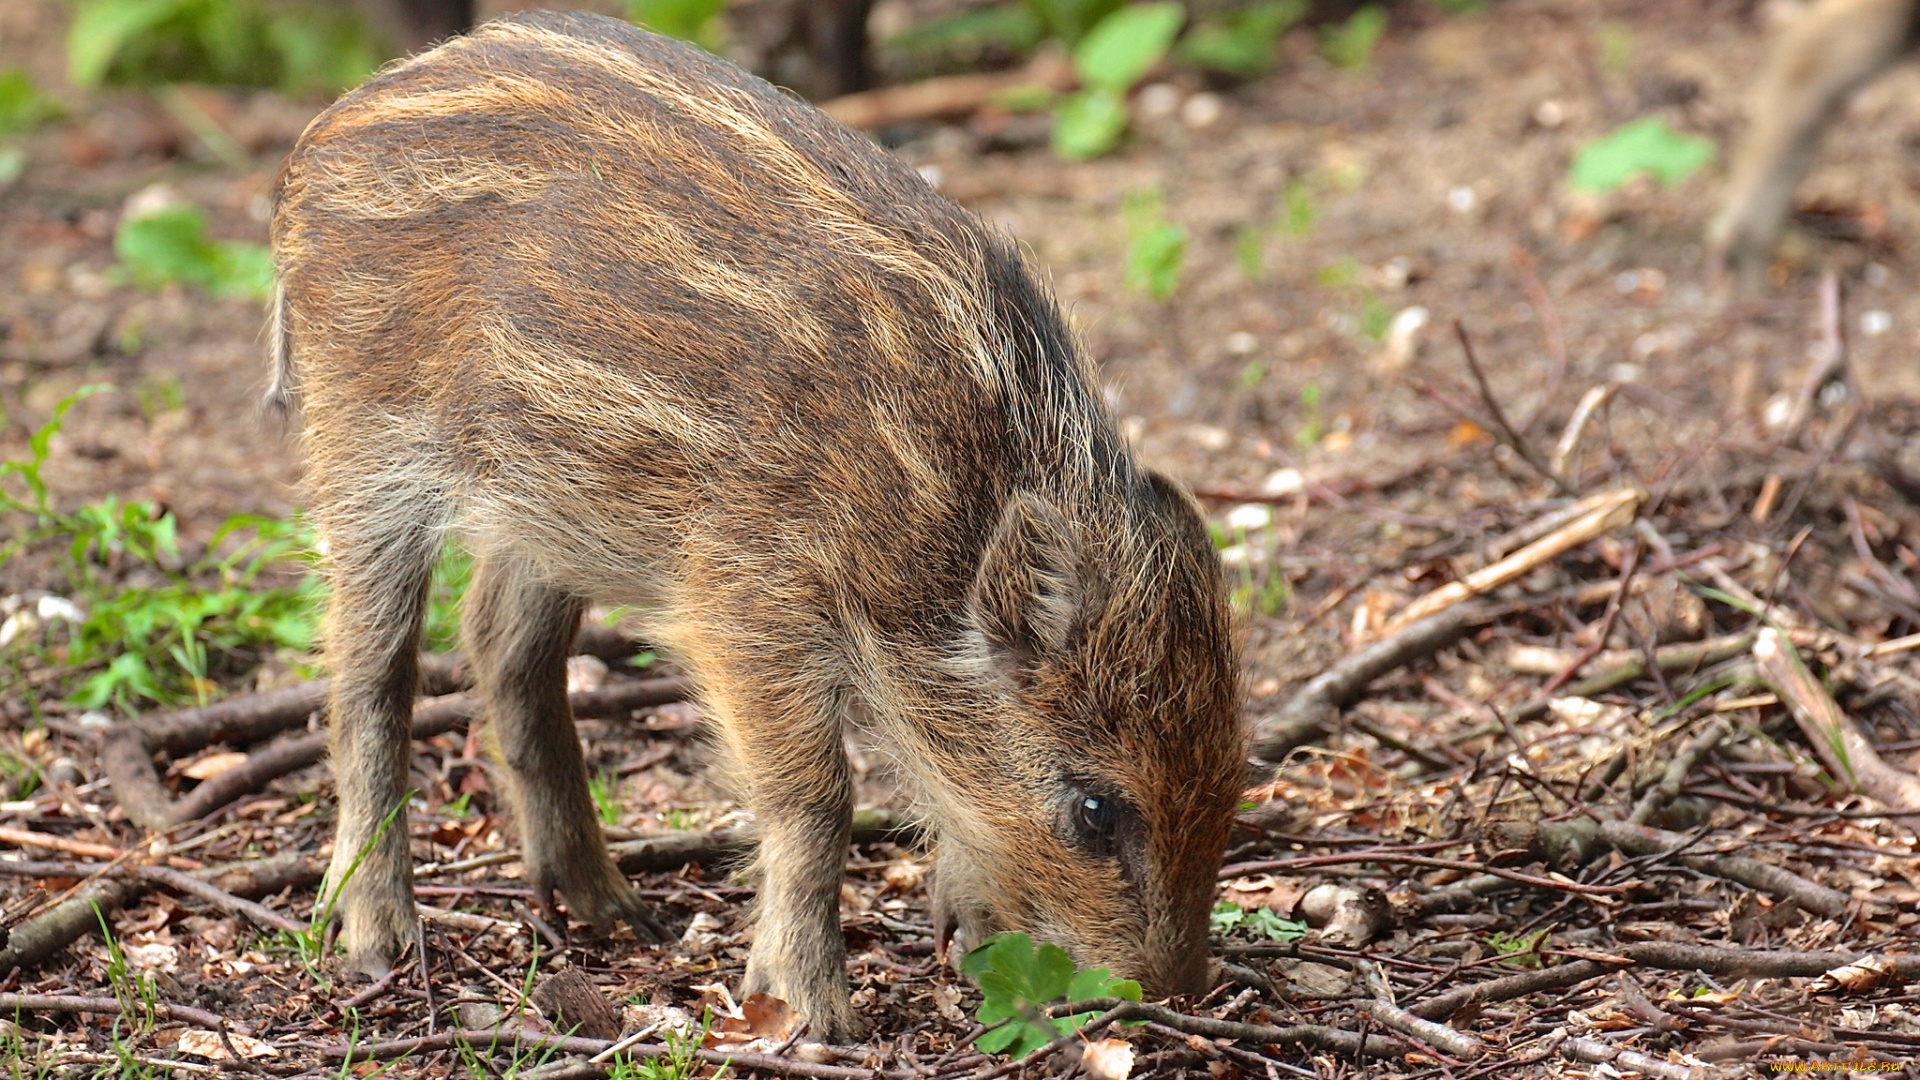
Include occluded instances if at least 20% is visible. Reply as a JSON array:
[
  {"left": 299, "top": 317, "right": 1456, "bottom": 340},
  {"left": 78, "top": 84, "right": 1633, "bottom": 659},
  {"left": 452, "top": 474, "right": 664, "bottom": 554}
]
[
  {"left": 610, "top": 1012, "right": 712, "bottom": 1079},
  {"left": 1295, "top": 382, "right": 1323, "bottom": 449},
  {"left": 67, "top": 0, "right": 382, "bottom": 92},
  {"left": 1568, "top": 115, "right": 1714, "bottom": 194},
  {"left": 1122, "top": 187, "right": 1186, "bottom": 300},
  {"left": 1360, "top": 291, "right": 1392, "bottom": 343},
  {"left": 591, "top": 769, "right": 623, "bottom": 826},
  {"left": 1320, "top": 4, "right": 1386, "bottom": 70},
  {"left": 424, "top": 544, "right": 473, "bottom": 653},
  {"left": 964, "top": 932, "right": 1142, "bottom": 1058}
]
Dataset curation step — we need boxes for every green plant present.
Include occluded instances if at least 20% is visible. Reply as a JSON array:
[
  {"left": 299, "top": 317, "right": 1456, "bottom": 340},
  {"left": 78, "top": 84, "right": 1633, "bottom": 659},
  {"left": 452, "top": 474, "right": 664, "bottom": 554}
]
[
  {"left": 963, "top": 932, "right": 1142, "bottom": 1058},
  {"left": 1433, "top": 0, "right": 1484, "bottom": 12},
  {"left": 0, "top": 389, "right": 322, "bottom": 709},
  {"left": 67, "top": 0, "right": 381, "bottom": 92},
  {"left": 1486, "top": 929, "right": 1547, "bottom": 968},
  {"left": 591, "top": 769, "right": 623, "bottom": 826},
  {"left": 1595, "top": 21, "right": 1632, "bottom": 77},
  {"left": 1051, "top": 2, "right": 1183, "bottom": 160},
  {"left": 625, "top": 0, "right": 727, "bottom": 51},
  {"left": 1359, "top": 291, "right": 1391, "bottom": 343},
  {"left": 294, "top": 794, "right": 411, "bottom": 976},
  {"left": 115, "top": 203, "right": 273, "bottom": 300},
  {"left": 1122, "top": 188, "right": 1186, "bottom": 300},
  {"left": 1283, "top": 179, "right": 1316, "bottom": 236},
  {"left": 0, "top": 69, "right": 59, "bottom": 136},
  {"left": 1176, "top": 0, "right": 1304, "bottom": 76},
  {"left": 1316, "top": 257, "right": 1361, "bottom": 289},
  {"left": 424, "top": 543, "right": 473, "bottom": 653},
  {"left": 94, "top": 902, "right": 159, "bottom": 1037},
  {"left": 1295, "top": 382, "right": 1323, "bottom": 449},
  {"left": 887, "top": 5, "right": 1045, "bottom": 65},
  {"left": 1568, "top": 116, "right": 1714, "bottom": 194},
  {"left": 1027, "top": 0, "right": 1127, "bottom": 46},
  {"left": 613, "top": 1012, "right": 713, "bottom": 1079},
  {"left": 1319, "top": 3, "right": 1386, "bottom": 69},
  {"left": 1210, "top": 900, "right": 1307, "bottom": 941}
]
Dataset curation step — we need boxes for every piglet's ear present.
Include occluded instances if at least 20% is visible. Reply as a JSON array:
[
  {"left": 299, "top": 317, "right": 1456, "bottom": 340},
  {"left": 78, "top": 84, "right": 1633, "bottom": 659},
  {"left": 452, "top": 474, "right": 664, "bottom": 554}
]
[{"left": 969, "top": 493, "right": 1083, "bottom": 675}]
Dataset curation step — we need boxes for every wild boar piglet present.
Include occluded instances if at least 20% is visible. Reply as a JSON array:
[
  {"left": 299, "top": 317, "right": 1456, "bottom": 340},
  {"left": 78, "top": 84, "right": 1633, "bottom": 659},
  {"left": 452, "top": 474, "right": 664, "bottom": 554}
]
[{"left": 271, "top": 9, "right": 1244, "bottom": 1039}]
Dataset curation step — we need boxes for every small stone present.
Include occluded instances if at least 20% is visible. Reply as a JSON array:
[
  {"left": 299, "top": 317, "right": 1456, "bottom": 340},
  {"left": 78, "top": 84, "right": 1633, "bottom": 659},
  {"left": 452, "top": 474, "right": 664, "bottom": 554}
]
[
  {"left": 1135, "top": 83, "right": 1181, "bottom": 121},
  {"left": 1180, "top": 92, "right": 1223, "bottom": 128}
]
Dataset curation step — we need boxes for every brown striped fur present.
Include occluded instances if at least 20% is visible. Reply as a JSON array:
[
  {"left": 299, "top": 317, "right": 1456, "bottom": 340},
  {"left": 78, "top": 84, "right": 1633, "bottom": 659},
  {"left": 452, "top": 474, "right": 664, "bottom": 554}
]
[{"left": 272, "top": 10, "right": 1242, "bottom": 1039}]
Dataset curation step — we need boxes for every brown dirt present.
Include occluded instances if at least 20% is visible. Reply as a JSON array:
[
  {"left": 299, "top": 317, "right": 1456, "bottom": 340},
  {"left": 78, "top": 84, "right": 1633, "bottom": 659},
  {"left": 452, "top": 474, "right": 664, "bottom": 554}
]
[{"left": 3, "top": 0, "right": 1920, "bottom": 1076}]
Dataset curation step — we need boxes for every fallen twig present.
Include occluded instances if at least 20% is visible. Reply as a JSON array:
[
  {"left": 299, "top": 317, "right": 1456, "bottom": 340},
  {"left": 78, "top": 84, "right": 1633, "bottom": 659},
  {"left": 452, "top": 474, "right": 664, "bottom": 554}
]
[
  {"left": 0, "top": 992, "right": 242, "bottom": 1036},
  {"left": 1249, "top": 602, "right": 1500, "bottom": 769},
  {"left": 1380, "top": 488, "right": 1643, "bottom": 637},
  {"left": 1356, "top": 997, "right": 1485, "bottom": 1059},
  {"left": 1455, "top": 319, "right": 1572, "bottom": 496},
  {"left": 1481, "top": 818, "right": 1851, "bottom": 917},
  {"left": 1753, "top": 628, "right": 1920, "bottom": 810},
  {"left": 822, "top": 51, "right": 1073, "bottom": 130},
  {"left": 1506, "top": 632, "right": 1758, "bottom": 724},
  {"left": 0, "top": 878, "right": 137, "bottom": 974},
  {"left": 0, "top": 853, "right": 319, "bottom": 974},
  {"left": 108, "top": 676, "right": 689, "bottom": 830},
  {"left": 0, "top": 825, "right": 126, "bottom": 861},
  {"left": 1628, "top": 720, "right": 1730, "bottom": 826},
  {"left": 318, "top": 1028, "right": 898, "bottom": 1078},
  {"left": 1558, "top": 1034, "right": 1701, "bottom": 1079}
]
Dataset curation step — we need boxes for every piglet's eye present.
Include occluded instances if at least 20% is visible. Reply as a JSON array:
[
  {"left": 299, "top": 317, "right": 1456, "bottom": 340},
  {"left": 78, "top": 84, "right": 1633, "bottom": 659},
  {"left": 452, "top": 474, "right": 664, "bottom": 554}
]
[{"left": 1066, "top": 789, "right": 1121, "bottom": 858}]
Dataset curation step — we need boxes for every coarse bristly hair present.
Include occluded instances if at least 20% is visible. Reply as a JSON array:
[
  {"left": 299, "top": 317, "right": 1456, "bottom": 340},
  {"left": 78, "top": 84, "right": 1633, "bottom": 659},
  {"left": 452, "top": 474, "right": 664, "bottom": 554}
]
[{"left": 272, "top": 8, "right": 1245, "bottom": 1040}]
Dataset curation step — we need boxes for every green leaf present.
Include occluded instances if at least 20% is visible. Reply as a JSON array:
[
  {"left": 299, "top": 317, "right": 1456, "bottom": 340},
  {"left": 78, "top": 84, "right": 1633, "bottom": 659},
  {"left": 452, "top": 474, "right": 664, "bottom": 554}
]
[
  {"left": 1175, "top": 0, "right": 1305, "bottom": 76},
  {"left": 1072, "top": 2, "right": 1183, "bottom": 92},
  {"left": 115, "top": 204, "right": 272, "bottom": 299},
  {"left": 625, "top": 0, "right": 727, "bottom": 50},
  {"left": 0, "top": 68, "right": 60, "bottom": 137},
  {"left": 68, "top": 0, "right": 195, "bottom": 88},
  {"left": 1029, "top": 942, "right": 1074, "bottom": 1002},
  {"left": 1319, "top": 3, "right": 1386, "bottom": 70},
  {"left": 1568, "top": 115, "right": 1714, "bottom": 194},
  {"left": 974, "top": 1023, "right": 1023, "bottom": 1054},
  {"left": 889, "top": 4, "right": 1043, "bottom": 58},
  {"left": 1051, "top": 87, "right": 1128, "bottom": 159},
  {"left": 1027, "top": 0, "right": 1126, "bottom": 46}
]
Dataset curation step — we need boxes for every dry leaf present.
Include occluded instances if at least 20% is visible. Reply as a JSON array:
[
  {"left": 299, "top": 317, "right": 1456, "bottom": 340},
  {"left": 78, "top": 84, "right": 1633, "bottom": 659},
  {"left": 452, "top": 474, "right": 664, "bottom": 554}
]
[
  {"left": 1448, "top": 419, "right": 1491, "bottom": 448},
  {"left": 1819, "top": 954, "right": 1901, "bottom": 993},
  {"left": 930, "top": 983, "right": 966, "bottom": 1023},
  {"left": 179, "top": 751, "right": 249, "bottom": 780},
  {"left": 177, "top": 1030, "right": 279, "bottom": 1060},
  {"left": 1079, "top": 1037, "right": 1135, "bottom": 1080},
  {"left": 706, "top": 992, "right": 797, "bottom": 1049}
]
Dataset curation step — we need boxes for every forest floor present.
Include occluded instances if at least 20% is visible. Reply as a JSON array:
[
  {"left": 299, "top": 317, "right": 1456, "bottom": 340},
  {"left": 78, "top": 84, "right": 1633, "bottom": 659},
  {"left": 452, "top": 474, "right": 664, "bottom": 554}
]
[{"left": 1, "top": 0, "right": 1918, "bottom": 1076}]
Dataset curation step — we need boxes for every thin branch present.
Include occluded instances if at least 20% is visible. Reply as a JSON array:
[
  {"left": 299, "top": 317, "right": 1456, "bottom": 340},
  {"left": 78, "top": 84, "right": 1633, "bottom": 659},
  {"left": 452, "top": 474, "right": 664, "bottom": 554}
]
[{"left": 1455, "top": 319, "right": 1573, "bottom": 496}]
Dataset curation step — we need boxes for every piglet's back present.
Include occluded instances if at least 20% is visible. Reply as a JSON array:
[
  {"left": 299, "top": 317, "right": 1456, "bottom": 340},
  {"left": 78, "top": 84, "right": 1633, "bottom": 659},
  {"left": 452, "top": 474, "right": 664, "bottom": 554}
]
[{"left": 273, "top": 11, "right": 1119, "bottom": 599}]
